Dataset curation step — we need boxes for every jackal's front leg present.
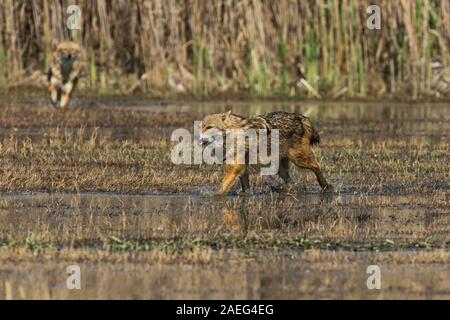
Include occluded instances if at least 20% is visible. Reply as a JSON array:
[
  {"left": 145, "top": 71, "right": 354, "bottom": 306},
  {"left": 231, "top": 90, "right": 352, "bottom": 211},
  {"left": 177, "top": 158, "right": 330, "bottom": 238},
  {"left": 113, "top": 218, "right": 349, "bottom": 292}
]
[
  {"left": 239, "top": 170, "right": 249, "bottom": 193},
  {"left": 60, "top": 92, "right": 71, "bottom": 108},
  {"left": 49, "top": 85, "right": 59, "bottom": 107},
  {"left": 60, "top": 82, "right": 74, "bottom": 108},
  {"left": 217, "top": 164, "right": 247, "bottom": 195}
]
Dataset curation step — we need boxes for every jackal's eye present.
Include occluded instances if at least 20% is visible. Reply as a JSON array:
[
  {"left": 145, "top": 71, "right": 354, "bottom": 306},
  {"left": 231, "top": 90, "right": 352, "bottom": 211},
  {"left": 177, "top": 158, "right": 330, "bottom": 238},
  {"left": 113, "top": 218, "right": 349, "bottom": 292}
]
[{"left": 204, "top": 126, "right": 213, "bottom": 131}]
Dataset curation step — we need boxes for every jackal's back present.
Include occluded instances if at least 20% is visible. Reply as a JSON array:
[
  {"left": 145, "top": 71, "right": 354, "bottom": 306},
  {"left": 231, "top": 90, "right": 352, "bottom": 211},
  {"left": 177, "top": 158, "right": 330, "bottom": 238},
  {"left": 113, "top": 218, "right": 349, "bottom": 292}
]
[{"left": 262, "top": 111, "right": 320, "bottom": 146}]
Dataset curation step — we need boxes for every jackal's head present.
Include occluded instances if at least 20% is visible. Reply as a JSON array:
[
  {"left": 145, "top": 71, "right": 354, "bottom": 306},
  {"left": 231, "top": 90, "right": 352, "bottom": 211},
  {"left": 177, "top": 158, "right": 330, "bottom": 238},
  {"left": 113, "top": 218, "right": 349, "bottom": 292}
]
[
  {"left": 197, "top": 111, "right": 245, "bottom": 147},
  {"left": 55, "top": 41, "right": 82, "bottom": 62}
]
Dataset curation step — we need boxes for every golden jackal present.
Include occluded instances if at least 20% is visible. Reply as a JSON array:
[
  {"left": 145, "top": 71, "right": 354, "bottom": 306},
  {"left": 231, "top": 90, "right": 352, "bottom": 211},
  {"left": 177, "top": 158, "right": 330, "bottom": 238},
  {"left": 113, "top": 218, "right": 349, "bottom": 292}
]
[
  {"left": 47, "top": 41, "right": 84, "bottom": 108},
  {"left": 199, "top": 111, "right": 332, "bottom": 195}
]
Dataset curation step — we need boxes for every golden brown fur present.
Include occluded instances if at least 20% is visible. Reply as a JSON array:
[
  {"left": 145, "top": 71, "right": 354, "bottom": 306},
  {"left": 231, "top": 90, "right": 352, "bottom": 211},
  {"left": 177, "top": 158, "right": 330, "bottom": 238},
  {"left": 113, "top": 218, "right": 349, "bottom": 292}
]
[
  {"left": 200, "top": 111, "right": 331, "bottom": 195},
  {"left": 47, "top": 41, "right": 84, "bottom": 108}
]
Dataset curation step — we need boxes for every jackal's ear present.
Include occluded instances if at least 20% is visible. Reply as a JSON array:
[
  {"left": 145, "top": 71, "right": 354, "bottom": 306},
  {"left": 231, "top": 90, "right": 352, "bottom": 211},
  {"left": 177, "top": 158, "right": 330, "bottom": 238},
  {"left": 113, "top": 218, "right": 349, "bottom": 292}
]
[
  {"left": 223, "top": 110, "right": 232, "bottom": 119},
  {"left": 51, "top": 41, "right": 58, "bottom": 52}
]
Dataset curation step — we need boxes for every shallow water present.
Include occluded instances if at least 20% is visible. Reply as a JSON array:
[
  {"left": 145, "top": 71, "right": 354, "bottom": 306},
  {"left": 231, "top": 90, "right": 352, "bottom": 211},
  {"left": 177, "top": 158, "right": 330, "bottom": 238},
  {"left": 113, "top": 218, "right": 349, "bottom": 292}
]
[
  {"left": 1, "top": 253, "right": 449, "bottom": 299},
  {"left": 0, "top": 190, "right": 448, "bottom": 244},
  {"left": 1, "top": 98, "right": 448, "bottom": 141}
]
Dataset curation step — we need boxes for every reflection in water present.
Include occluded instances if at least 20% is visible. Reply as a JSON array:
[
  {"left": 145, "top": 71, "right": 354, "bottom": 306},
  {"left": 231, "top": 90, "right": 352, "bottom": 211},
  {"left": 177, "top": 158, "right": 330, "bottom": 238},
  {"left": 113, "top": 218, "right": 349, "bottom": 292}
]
[
  {"left": 222, "top": 197, "right": 249, "bottom": 235},
  {"left": 1, "top": 191, "right": 446, "bottom": 246},
  {"left": 1, "top": 253, "right": 449, "bottom": 299}
]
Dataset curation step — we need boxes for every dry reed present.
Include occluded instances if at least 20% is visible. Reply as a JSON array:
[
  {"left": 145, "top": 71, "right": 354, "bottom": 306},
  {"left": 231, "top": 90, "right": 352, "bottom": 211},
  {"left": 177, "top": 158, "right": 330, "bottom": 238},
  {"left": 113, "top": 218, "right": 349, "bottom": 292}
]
[{"left": 0, "top": 0, "right": 448, "bottom": 98}]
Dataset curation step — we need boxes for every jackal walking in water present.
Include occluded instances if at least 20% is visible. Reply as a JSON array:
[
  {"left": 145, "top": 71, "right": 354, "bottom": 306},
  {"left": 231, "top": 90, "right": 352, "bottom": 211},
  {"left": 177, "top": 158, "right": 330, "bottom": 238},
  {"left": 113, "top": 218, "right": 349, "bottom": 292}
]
[{"left": 198, "top": 111, "right": 332, "bottom": 195}]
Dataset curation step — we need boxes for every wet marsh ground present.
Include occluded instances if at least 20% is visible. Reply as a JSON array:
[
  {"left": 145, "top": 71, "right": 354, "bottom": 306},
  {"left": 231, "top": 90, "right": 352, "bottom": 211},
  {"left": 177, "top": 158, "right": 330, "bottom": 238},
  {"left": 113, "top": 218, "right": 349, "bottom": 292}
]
[{"left": 0, "top": 98, "right": 448, "bottom": 299}]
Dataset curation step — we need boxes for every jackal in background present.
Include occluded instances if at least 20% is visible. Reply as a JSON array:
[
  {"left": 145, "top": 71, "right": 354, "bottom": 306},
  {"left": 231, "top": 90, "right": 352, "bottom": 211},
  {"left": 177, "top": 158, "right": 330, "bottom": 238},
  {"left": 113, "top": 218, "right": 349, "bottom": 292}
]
[
  {"left": 47, "top": 41, "right": 84, "bottom": 108},
  {"left": 199, "top": 111, "right": 332, "bottom": 195}
]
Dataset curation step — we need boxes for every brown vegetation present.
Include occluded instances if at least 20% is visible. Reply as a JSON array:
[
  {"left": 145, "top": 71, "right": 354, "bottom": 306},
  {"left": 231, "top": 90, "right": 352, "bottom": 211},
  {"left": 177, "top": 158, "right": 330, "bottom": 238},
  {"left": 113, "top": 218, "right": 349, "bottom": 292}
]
[{"left": 0, "top": 1, "right": 449, "bottom": 98}]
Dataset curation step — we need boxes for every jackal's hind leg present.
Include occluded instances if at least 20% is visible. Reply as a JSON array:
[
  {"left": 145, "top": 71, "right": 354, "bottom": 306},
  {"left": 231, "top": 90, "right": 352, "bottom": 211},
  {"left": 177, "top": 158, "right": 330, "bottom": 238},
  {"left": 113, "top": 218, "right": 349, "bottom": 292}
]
[
  {"left": 267, "top": 158, "right": 294, "bottom": 192},
  {"left": 292, "top": 157, "right": 330, "bottom": 190},
  {"left": 309, "top": 160, "right": 331, "bottom": 190},
  {"left": 278, "top": 158, "right": 291, "bottom": 184},
  {"left": 217, "top": 164, "right": 246, "bottom": 195},
  {"left": 288, "top": 146, "right": 331, "bottom": 190}
]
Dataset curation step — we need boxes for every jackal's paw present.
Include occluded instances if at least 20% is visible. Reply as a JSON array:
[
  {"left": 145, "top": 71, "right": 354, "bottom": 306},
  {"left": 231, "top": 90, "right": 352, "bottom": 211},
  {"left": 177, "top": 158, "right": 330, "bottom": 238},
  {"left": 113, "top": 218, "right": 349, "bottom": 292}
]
[
  {"left": 269, "top": 184, "right": 283, "bottom": 193},
  {"left": 267, "top": 179, "right": 284, "bottom": 193}
]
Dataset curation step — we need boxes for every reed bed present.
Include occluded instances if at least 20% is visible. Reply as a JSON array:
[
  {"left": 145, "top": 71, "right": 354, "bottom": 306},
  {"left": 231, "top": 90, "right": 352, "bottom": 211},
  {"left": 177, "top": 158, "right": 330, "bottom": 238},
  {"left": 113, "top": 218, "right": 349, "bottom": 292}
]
[{"left": 0, "top": 0, "right": 448, "bottom": 98}]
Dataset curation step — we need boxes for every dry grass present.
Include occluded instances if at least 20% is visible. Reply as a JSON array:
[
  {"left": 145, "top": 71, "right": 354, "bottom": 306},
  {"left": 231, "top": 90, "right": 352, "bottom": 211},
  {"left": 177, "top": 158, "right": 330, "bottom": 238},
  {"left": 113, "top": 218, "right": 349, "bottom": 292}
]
[{"left": 0, "top": 102, "right": 448, "bottom": 194}]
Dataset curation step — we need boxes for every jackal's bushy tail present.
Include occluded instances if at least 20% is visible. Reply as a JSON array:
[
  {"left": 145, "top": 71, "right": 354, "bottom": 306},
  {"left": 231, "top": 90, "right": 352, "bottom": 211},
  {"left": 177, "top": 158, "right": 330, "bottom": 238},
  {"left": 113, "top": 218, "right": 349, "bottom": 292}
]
[
  {"left": 310, "top": 127, "right": 320, "bottom": 145},
  {"left": 302, "top": 117, "right": 320, "bottom": 145}
]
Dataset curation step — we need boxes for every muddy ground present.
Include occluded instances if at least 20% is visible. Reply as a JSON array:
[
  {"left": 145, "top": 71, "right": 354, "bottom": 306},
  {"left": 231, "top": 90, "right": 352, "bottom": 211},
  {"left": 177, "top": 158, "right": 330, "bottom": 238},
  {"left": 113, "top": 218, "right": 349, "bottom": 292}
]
[{"left": 0, "top": 98, "right": 448, "bottom": 299}]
